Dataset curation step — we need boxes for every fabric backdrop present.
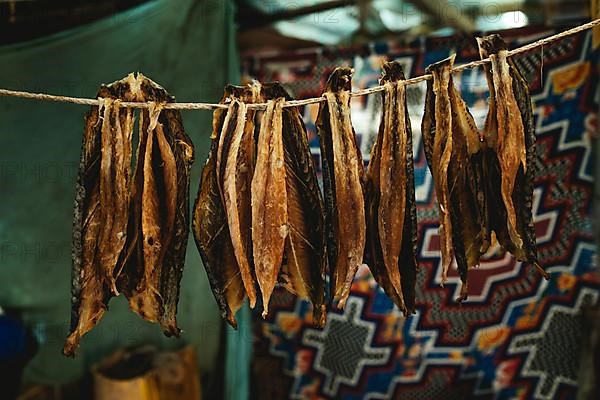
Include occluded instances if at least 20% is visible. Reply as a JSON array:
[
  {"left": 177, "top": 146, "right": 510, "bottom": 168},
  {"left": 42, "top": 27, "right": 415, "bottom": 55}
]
[
  {"left": 245, "top": 27, "right": 600, "bottom": 399},
  {"left": 0, "top": 0, "right": 250, "bottom": 390}
]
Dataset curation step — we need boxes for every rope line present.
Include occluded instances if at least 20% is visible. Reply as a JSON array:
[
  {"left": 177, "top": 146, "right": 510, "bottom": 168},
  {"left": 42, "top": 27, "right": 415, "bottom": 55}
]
[{"left": 1, "top": 18, "right": 598, "bottom": 111}]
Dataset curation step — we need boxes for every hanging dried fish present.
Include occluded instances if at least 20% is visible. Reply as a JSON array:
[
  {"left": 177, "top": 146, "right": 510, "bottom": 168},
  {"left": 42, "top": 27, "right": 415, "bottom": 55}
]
[
  {"left": 222, "top": 82, "right": 261, "bottom": 309},
  {"left": 125, "top": 103, "right": 177, "bottom": 324},
  {"left": 120, "top": 75, "right": 194, "bottom": 336},
  {"left": 157, "top": 107, "right": 195, "bottom": 335},
  {"left": 421, "top": 56, "right": 486, "bottom": 300},
  {"left": 365, "top": 62, "right": 418, "bottom": 314},
  {"left": 65, "top": 75, "right": 139, "bottom": 357},
  {"left": 316, "top": 67, "right": 366, "bottom": 309},
  {"left": 193, "top": 86, "right": 249, "bottom": 328},
  {"left": 262, "top": 83, "right": 327, "bottom": 327},
  {"left": 252, "top": 97, "right": 288, "bottom": 318},
  {"left": 477, "top": 34, "right": 549, "bottom": 279},
  {"left": 97, "top": 99, "right": 135, "bottom": 296}
]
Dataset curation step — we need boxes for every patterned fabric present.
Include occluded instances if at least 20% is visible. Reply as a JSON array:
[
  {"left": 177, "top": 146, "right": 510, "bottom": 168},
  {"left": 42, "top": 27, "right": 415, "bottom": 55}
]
[{"left": 244, "top": 27, "right": 600, "bottom": 400}]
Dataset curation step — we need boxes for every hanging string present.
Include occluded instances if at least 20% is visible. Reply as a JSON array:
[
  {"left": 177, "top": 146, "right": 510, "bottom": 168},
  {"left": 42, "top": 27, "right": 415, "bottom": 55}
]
[{"left": 0, "top": 18, "right": 598, "bottom": 111}]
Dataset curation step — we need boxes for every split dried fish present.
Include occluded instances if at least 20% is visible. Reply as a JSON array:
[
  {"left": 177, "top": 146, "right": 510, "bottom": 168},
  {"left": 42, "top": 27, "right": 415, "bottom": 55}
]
[
  {"left": 262, "top": 83, "right": 327, "bottom": 327},
  {"left": 65, "top": 75, "right": 139, "bottom": 356},
  {"left": 422, "top": 56, "right": 486, "bottom": 300},
  {"left": 222, "top": 82, "right": 261, "bottom": 309},
  {"left": 193, "top": 85, "right": 250, "bottom": 328},
  {"left": 66, "top": 74, "right": 194, "bottom": 356},
  {"left": 97, "top": 99, "right": 135, "bottom": 296},
  {"left": 478, "top": 34, "right": 549, "bottom": 279},
  {"left": 121, "top": 75, "right": 194, "bottom": 336},
  {"left": 365, "top": 61, "right": 418, "bottom": 314},
  {"left": 252, "top": 97, "right": 288, "bottom": 318},
  {"left": 316, "top": 67, "right": 366, "bottom": 309}
]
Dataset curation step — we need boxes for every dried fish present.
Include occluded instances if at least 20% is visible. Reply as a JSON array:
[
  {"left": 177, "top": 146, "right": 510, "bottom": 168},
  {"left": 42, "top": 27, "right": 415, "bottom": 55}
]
[
  {"left": 222, "top": 82, "right": 261, "bottom": 309},
  {"left": 193, "top": 139, "right": 244, "bottom": 326},
  {"left": 65, "top": 75, "right": 140, "bottom": 357},
  {"left": 421, "top": 57, "right": 455, "bottom": 283},
  {"left": 126, "top": 103, "right": 176, "bottom": 323},
  {"left": 97, "top": 99, "right": 134, "bottom": 296},
  {"left": 316, "top": 67, "right": 366, "bottom": 309},
  {"left": 121, "top": 75, "right": 194, "bottom": 336},
  {"left": 262, "top": 83, "right": 327, "bottom": 327},
  {"left": 478, "top": 34, "right": 549, "bottom": 279},
  {"left": 365, "top": 62, "right": 418, "bottom": 314},
  {"left": 193, "top": 86, "right": 248, "bottom": 328},
  {"left": 422, "top": 56, "right": 485, "bottom": 300},
  {"left": 252, "top": 97, "right": 288, "bottom": 318}
]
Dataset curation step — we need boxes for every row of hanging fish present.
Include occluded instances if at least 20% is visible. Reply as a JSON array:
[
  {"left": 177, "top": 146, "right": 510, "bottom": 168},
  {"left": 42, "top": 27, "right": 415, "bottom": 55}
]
[
  {"left": 66, "top": 34, "right": 550, "bottom": 351},
  {"left": 421, "top": 34, "right": 549, "bottom": 303},
  {"left": 65, "top": 73, "right": 194, "bottom": 356},
  {"left": 191, "top": 66, "right": 400, "bottom": 324},
  {"left": 194, "top": 66, "right": 417, "bottom": 327},
  {"left": 198, "top": 34, "right": 548, "bottom": 327}
]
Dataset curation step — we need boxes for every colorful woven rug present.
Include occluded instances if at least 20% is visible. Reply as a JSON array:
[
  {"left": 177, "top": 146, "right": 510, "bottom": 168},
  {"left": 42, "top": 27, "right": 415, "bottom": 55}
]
[{"left": 244, "top": 27, "right": 599, "bottom": 400}]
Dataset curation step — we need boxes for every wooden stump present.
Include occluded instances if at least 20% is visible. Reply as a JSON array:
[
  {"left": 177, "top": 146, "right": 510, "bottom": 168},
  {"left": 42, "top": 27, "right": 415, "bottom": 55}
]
[{"left": 93, "top": 346, "right": 201, "bottom": 400}]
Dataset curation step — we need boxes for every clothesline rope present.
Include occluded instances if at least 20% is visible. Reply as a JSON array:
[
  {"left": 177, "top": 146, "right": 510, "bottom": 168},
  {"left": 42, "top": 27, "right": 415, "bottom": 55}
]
[{"left": 1, "top": 18, "right": 599, "bottom": 111}]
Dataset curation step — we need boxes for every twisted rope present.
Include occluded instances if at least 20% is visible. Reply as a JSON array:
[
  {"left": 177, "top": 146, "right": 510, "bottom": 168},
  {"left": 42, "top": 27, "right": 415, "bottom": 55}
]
[{"left": 1, "top": 18, "right": 598, "bottom": 111}]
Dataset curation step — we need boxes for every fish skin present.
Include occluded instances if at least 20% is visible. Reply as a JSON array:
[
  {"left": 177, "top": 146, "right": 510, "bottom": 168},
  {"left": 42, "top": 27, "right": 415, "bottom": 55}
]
[
  {"left": 491, "top": 51, "right": 527, "bottom": 250},
  {"left": 479, "top": 36, "right": 526, "bottom": 251},
  {"left": 252, "top": 98, "right": 288, "bottom": 318},
  {"left": 142, "top": 77, "right": 195, "bottom": 336},
  {"left": 421, "top": 79, "right": 435, "bottom": 164},
  {"left": 317, "top": 67, "right": 366, "bottom": 309},
  {"left": 422, "top": 57, "right": 486, "bottom": 300},
  {"left": 193, "top": 139, "right": 245, "bottom": 328},
  {"left": 123, "top": 77, "right": 194, "bottom": 336},
  {"left": 128, "top": 106, "right": 179, "bottom": 324},
  {"left": 478, "top": 37, "right": 512, "bottom": 254},
  {"left": 217, "top": 102, "right": 241, "bottom": 200},
  {"left": 422, "top": 57, "right": 455, "bottom": 283},
  {"left": 317, "top": 91, "right": 338, "bottom": 308},
  {"left": 117, "top": 103, "right": 148, "bottom": 300},
  {"left": 449, "top": 89, "right": 485, "bottom": 246},
  {"left": 385, "top": 63, "right": 418, "bottom": 314},
  {"left": 378, "top": 81, "right": 407, "bottom": 306},
  {"left": 156, "top": 110, "right": 194, "bottom": 336},
  {"left": 365, "top": 61, "right": 418, "bottom": 314},
  {"left": 262, "top": 83, "right": 327, "bottom": 327},
  {"left": 510, "top": 57, "right": 539, "bottom": 266},
  {"left": 131, "top": 105, "right": 165, "bottom": 323},
  {"left": 65, "top": 75, "right": 141, "bottom": 357},
  {"left": 223, "top": 91, "right": 260, "bottom": 309},
  {"left": 478, "top": 35, "right": 547, "bottom": 279},
  {"left": 448, "top": 69, "right": 486, "bottom": 301},
  {"left": 96, "top": 100, "right": 134, "bottom": 296},
  {"left": 64, "top": 108, "right": 107, "bottom": 357},
  {"left": 193, "top": 87, "right": 247, "bottom": 328}
]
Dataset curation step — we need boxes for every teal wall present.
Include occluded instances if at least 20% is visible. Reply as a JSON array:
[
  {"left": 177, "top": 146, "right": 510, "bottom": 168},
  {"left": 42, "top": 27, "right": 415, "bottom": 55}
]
[{"left": 0, "top": 0, "right": 241, "bottom": 384}]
